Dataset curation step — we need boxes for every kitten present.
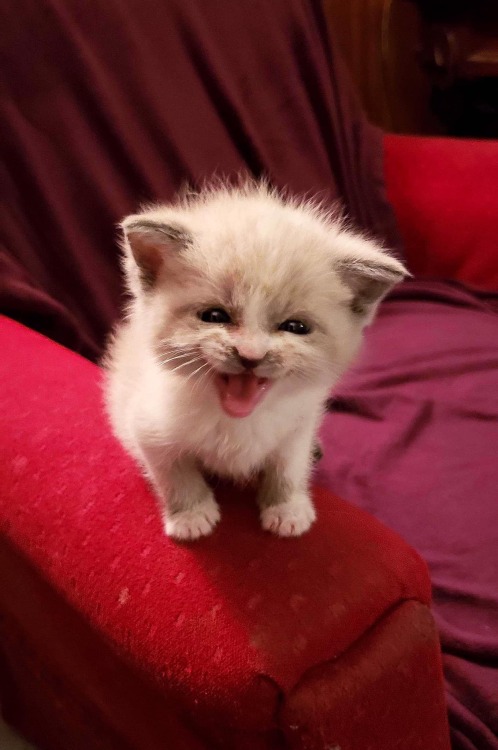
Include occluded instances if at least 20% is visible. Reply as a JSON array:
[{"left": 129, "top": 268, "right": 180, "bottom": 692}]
[{"left": 104, "top": 182, "right": 407, "bottom": 541}]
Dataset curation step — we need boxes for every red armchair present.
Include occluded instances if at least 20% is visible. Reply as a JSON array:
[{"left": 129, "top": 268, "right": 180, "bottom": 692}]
[{"left": 0, "top": 305, "right": 448, "bottom": 750}]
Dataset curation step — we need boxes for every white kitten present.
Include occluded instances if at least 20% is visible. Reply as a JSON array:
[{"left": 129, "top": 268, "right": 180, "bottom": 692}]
[{"left": 104, "top": 182, "right": 406, "bottom": 540}]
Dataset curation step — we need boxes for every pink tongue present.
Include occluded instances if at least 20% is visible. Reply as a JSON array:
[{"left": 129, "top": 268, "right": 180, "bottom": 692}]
[{"left": 215, "top": 374, "right": 270, "bottom": 418}]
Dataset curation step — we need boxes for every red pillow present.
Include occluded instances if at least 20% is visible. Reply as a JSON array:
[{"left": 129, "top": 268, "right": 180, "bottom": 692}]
[{"left": 385, "top": 134, "right": 498, "bottom": 290}]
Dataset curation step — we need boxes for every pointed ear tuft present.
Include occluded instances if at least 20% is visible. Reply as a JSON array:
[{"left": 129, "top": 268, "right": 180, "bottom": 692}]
[
  {"left": 120, "top": 216, "right": 192, "bottom": 290},
  {"left": 334, "top": 238, "right": 408, "bottom": 318}
]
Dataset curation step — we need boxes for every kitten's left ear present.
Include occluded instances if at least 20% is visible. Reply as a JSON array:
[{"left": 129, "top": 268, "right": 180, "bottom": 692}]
[
  {"left": 334, "top": 236, "right": 408, "bottom": 320},
  {"left": 120, "top": 215, "right": 192, "bottom": 292}
]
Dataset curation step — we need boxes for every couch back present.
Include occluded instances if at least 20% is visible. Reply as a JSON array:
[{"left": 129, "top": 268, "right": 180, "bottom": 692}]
[{"left": 0, "top": 0, "right": 400, "bottom": 360}]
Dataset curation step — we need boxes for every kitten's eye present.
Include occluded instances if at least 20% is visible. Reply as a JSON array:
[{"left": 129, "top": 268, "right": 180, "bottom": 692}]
[
  {"left": 198, "top": 307, "right": 231, "bottom": 324},
  {"left": 278, "top": 319, "right": 311, "bottom": 335}
]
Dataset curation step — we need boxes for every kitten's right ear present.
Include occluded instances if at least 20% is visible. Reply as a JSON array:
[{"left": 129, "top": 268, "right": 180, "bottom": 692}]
[{"left": 120, "top": 215, "right": 192, "bottom": 291}]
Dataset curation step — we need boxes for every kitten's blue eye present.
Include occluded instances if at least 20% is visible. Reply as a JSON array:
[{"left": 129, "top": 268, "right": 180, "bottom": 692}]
[
  {"left": 199, "top": 308, "right": 231, "bottom": 324},
  {"left": 278, "top": 319, "right": 310, "bottom": 335}
]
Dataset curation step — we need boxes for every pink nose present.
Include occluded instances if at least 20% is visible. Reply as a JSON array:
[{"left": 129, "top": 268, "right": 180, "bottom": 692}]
[{"left": 233, "top": 346, "right": 267, "bottom": 369}]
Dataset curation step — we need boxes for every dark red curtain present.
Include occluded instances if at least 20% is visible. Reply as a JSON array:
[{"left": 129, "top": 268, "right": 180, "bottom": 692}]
[{"left": 0, "top": 0, "right": 400, "bottom": 360}]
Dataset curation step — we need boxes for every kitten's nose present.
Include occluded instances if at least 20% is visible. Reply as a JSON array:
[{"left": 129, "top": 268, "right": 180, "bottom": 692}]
[{"left": 236, "top": 353, "right": 264, "bottom": 370}]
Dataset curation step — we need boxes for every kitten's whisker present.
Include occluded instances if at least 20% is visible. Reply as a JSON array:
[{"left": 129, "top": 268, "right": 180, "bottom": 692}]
[
  {"left": 190, "top": 365, "right": 215, "bottom": 398},
  {"left": 155, "top": 346, "right": 198, "bottom": 361},
  {"left": 188, "top": 365, "right": 215, "bottom": 399},
  {"left": 167, "top": 359, "right": 201, "bottom": 374},
  {"left": 156, "top": 353, "right": 198, "bottom": 366},
  {"left": 157, "top": 344, "right": 197, "bottom": 356},
  {"left": 157, "top": 344, "right": 198, "bottom": 356},
  {"left": 158, "top": 349, "right": 197, "bottom": 358},
  {"left": 183, "top": 361, "right": 210, "bottom": 385}
]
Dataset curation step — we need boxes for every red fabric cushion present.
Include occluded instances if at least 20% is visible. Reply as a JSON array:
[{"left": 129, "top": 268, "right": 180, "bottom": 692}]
[
  {"left": 385, "top": 135, "right": 498, "bottom": 289},
  {"left": 0, "top": 316, "right": 446, "bottom": 747},
  {"left": 282, "top": 601, "right": 450, "bottom": 750}
]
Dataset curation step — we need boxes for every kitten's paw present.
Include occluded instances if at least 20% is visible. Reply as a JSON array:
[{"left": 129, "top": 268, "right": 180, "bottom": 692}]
[
  {"left": 261, "top": 495, "right": 316, "bottom": 537},
  {"left": 165, "top": 498, "right": 221, "bottom": 541}
]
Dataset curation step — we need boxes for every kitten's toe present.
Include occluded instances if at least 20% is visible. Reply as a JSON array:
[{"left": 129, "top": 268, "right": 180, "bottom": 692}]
[
  {"left": 261, "top": 495, "right": 316, "bottom": 537},
  {"left": 165, "top": 499, "right": 221, "bottom": 541}
]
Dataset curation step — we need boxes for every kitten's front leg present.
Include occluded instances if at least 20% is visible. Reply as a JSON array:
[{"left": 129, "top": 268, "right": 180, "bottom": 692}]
[
  {"left": 258, "top": 427, "right": 317, "bottom": 538},
  {"left": 164, "top": 459, "right": 221, "bottom": 540},
  {"left": 139, "top": 445, "right": 220, "bottom": 541}
]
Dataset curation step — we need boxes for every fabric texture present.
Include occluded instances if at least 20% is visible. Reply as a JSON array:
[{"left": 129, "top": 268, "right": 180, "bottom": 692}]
[
  {"left": 0, "top": 0, "right": 399, "bottom": 362},
  {"left": 282, "top": 600, "right": 450, "bottom": 750},
  {"left": 385, "top": 135, "right": 498, "bottom": 289},
  {"left": 0, "top": 316, "right": 449, "bottom": 750},
  {"left": 317, "top": 280, "right": 498, "bottom": 750}
]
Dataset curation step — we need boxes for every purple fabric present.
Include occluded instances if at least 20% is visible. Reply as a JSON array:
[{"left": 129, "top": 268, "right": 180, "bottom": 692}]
[
  {"left": 317, "top": 280, "right": 498, "bottom": 750},
  {"left": 0, "top": 0, "right": 399, "bottom": 361}
]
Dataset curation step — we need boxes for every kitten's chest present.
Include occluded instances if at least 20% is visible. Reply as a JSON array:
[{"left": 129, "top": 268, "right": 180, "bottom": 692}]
[{"left": 185, "top": 407, "right": 292, "bottom": 479}]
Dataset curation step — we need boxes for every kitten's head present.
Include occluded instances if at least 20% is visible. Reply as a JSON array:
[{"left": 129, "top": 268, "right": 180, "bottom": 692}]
[{"left": 120, "top": 183, "right": 407, "bottom": 417}]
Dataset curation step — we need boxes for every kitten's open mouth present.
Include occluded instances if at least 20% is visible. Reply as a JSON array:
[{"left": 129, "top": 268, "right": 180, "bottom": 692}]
[{"left": 214, "top": 373, "right": 271, "bottom": 418}]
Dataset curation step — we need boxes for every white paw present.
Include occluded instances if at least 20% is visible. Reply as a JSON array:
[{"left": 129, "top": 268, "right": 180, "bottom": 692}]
[
  {"left": 261, "top": 495, "right": 316, "bottom": 537},
  {"left": 165, "top": 498, "right": 221, "bottom": 541}
]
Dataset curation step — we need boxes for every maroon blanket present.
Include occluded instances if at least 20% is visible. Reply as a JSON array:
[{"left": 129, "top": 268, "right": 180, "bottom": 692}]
[{"left": 0, "top": 0, "right": 398, "bottom": 361}]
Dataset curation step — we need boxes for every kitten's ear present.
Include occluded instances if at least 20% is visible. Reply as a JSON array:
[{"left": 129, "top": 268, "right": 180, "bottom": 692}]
[
  {"left": 120, "top": 215, "right": 192, "bottom": 291},
  {"left": 334, "top": 236, "right": 408, "bottom": 319}
]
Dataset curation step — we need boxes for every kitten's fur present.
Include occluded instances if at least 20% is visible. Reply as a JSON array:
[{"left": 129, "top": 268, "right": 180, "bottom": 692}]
[{"left": 104, "top": 182, "right": 407, "bottom": 540}]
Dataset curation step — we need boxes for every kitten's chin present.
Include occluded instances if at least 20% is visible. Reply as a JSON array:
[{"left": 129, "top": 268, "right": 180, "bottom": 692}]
[{"left": 214, "top": 372, "right": 272, "bottom": 418}]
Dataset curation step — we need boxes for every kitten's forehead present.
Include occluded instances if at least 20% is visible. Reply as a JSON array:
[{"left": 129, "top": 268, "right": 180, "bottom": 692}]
[
  {"left": 186, "top": 205, "right": 343, "bottom": 304},
  {"left": 193, "top": 235, "right": 344, "bottom": 317},
  {"left": 144, "top": 188, "right": 353, "bottom": 311}
]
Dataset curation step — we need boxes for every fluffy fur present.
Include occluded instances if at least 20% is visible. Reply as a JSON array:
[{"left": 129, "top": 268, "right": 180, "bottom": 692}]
[{"left": 104, "top": 182, "right": 407, "bottom": 540}]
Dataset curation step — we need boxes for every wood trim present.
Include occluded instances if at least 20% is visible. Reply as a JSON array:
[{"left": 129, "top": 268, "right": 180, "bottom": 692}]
[{"left": 323, "top": 0, "right": 442, "bottom": 134}]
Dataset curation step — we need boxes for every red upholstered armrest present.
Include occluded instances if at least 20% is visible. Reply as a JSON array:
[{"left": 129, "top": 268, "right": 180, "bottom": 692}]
[
  {"left": 385, "top": 134, "right": 498, "bottom": 289},
  {"left": 0, "top": 317, "right": 450, "bottom": 749}
]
